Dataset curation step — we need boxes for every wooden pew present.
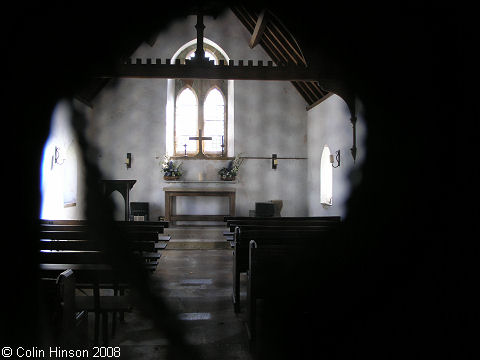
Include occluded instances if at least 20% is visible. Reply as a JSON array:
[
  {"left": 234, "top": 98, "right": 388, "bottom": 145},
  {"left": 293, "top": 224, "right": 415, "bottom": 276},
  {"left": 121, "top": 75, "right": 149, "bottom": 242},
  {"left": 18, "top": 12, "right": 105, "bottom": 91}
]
[
  {"left": 224, "top": 215, "right": 341, "bottom": 223},
  {"left": 40, "top": 219, "right": 169, "bottom": 228},
  {"left": 40, "top": 239, "right": 164, "bottom": 253},
  {"left": 39, "top": 272, "right": 88, "bottom": 346},
  {"left": 55, "top": 269, "right": 89, "bottom": 346},
  {"left": 246, "top": 238, "right": 321, "bottom": 350},
  {"left": 226, "top": 221, "right": 340, "bottom": 247},
  {"left": 38, "top": 227, "right": 162, "bottom": 343},
  {"left": 39, "top": 230, "right": 162, "bottom": 269},
  {"left": 232, "top": 226, "right": 336, "bottom": 312},
  {"left": 39, "top": 230, "right": 163, "bottom": 252},
  {"left": 41, "top": 266, "right": 132, "bottom": 345},
  {"left": 223, "top": 216, "right": 341, "bottom": 245},
  {"left": 226, "top": 216, "right": 341, "bottom": 232},
  {"left": 40, "top": 220, "right": 171, "bottom": 242}
]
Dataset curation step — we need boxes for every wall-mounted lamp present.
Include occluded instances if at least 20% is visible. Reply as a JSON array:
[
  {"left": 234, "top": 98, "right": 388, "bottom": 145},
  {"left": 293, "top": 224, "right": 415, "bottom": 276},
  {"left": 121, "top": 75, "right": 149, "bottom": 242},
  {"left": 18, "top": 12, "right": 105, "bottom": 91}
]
[
  {"left": 272, "top": 154, "right": 278, "bottom": 169},
  {"left": 125, "top": 153, "right": 132, "bottom": 168},
  {"left": 330, "top": 150, "right": 340, "bottom": 168},
  {"left": 54, "top": 146, "right": 65, "bottom": 165}
]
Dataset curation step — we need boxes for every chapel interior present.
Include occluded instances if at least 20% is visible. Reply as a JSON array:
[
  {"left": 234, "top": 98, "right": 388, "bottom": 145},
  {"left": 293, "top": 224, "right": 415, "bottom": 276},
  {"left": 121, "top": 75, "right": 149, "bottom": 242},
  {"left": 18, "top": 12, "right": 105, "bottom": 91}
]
[{"left": 3, "top": 2, "right": 466, "bottom": 360}]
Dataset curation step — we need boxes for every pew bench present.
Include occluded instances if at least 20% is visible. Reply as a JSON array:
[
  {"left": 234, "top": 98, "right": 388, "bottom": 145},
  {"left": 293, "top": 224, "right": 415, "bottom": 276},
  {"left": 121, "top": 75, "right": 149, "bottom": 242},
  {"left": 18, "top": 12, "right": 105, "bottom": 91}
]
[
  {"left": 40, "top": 219, "right": 169, "bottom": 228},
  {"left": 224, "top": 215, "right": 340, "bottom": 246},
  {"left": 40, "top": 220, "right": 171, "bottom": 244},
  {"left": 226, "top": 218, "right": 341, "bottom": 232},
  {"left": 39, "top": 274, "right": 88, "bottom": 346},
  {"left": 40, "top": 239, "right": 165, "bottom": 253},
  {"left": 38, "top": 227, "right": 163, "bottom": 343},
  {"left": 40, "top": 223, "right": 171, "bottom": 243},
  {"left": 224, "top": 215, "right": 341, "bottom": 222},
  {"left": 39, "top": 251, "right": 159, "bottom": 269},
  {"left": 56, "top": 268, "right": 132, "bottom": 346},
  {"left": 39, "top": 230, "right": 165, "bottom": 266},
  {"left": 246, "top": 239, "right": 317, "bottom": 350},
  {"left": 232, "top": 225, "right": 339, "bottom": 313}
]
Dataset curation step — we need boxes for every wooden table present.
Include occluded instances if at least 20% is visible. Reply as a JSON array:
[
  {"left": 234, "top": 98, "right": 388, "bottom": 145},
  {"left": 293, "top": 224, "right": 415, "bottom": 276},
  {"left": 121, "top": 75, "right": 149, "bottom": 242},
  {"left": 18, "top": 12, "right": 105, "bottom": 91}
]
[{"left": 164, "top": 187, "right": 236, "bottom": 224}]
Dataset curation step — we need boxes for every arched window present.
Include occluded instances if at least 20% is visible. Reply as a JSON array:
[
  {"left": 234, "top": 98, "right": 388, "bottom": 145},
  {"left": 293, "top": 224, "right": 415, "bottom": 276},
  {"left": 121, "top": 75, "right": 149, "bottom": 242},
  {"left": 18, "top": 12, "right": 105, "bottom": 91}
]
[
  {"left": 167, "top": 39, "right": 233, "bottom": 158},
  {"left": 186, "top": 49, "right": 218, "bottom": 64},
  {"left": 175, "top": 87, "right": 198, "bottom": 155},
  {"left": 203, "top": 88, "right": 225, "bottom": 154},
  {"left": 320, "top": 145, "right": 333, "bottom": 206}
]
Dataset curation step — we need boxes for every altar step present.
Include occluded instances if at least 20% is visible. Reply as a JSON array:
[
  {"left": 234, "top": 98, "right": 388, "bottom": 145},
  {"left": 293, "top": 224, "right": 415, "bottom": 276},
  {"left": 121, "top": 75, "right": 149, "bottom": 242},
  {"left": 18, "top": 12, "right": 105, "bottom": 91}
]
[
  {"left": 165, "top": 226, "right": 225, "bottom": 241},
  {"left": 164, "top": 227, "right": 229, "bottom": 249}
]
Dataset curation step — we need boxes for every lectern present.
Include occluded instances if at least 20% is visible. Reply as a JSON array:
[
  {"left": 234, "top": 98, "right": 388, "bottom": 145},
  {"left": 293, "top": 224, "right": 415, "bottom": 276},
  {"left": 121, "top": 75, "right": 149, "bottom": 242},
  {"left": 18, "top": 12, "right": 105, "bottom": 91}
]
[{"left": 100, "top": 180, "right": 136, "bottom": 220}]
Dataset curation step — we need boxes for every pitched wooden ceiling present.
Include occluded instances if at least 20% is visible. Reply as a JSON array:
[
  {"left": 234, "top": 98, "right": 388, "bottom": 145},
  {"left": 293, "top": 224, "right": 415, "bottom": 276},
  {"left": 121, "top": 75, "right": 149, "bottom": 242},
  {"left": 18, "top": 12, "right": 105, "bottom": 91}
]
[
  {"left": 75, "top": 5, "right": 332, "bottom": 109},
  {"left": 231, "top": 5, "right": 331, "bottom": 108}
]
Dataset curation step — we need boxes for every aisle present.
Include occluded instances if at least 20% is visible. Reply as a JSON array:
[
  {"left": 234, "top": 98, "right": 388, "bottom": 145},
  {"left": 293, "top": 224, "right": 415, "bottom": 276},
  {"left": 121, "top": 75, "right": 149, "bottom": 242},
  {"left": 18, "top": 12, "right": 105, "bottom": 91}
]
[{"left": 111, "top": 227, "right": 251, "bottom": 360}]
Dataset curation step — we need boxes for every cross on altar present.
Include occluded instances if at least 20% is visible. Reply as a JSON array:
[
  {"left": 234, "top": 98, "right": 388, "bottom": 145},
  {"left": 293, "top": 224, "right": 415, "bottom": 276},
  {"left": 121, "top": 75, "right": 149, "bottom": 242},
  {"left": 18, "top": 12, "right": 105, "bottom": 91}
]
[{"left": 189, "top": 129, "right": 212, "bottom": 157}]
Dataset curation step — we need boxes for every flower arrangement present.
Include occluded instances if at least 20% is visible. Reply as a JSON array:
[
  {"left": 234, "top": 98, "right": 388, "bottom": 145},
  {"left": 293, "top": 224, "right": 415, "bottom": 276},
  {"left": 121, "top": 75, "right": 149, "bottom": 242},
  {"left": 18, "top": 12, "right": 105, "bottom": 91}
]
[
  {"left": 218, "top": 153, "right": 244, "bottom": 180},
  {"left": 162, "top": 155, "right": 183, "bottom": 179}
]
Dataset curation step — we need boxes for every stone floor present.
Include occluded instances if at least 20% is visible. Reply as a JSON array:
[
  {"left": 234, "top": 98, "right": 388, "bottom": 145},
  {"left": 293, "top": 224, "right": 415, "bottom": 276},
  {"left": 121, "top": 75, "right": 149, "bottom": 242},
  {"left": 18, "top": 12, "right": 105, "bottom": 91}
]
[{"left": 107, "top": 227, "right": 252, "bottom": 360}]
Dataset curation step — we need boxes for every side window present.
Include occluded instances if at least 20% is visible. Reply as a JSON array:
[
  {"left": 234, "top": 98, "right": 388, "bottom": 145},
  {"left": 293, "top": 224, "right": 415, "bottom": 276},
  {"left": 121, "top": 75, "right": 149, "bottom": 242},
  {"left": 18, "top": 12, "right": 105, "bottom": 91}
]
[{"left": 320, "top": 145, "right": 333, "bottom": 205}]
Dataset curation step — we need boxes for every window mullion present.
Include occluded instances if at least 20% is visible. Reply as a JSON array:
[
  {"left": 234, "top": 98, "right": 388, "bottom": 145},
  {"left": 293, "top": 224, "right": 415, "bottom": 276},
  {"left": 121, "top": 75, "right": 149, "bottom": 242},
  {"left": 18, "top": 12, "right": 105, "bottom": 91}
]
[{"left": 198, "top": 99, "right": 204, "bottom": 132}]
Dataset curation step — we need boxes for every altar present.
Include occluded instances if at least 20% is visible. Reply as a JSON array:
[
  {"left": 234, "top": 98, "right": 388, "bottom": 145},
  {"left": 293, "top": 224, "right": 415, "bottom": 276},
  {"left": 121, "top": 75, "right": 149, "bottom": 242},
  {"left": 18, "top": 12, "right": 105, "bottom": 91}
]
[{"left": 163, "top": 187, "right": 236, "bottom": 225}]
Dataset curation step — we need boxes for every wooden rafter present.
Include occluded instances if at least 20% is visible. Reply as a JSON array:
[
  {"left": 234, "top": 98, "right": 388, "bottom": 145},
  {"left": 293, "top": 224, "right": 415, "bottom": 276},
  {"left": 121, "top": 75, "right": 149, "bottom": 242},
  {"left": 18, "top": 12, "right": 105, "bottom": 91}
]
[
  {"left": 231, "top": 5, "right": 332, "bottom": 107},
  {"left": 292, "top": 81, "right": 315, "bottom": 104},
  {"left": 242, "top": 10, "right": 289, "bottom": 65},
  {"left": 265, "top": 26, "right": 299, "bottom": 65},
  {"left": 268, "top": 19, "right": 306, "bottom": 64},
  {"left": 304, "top": 81, "right": 324, "bottom": 99},
  {"left": 305, "top": 92, "right": 334, "bottom": 111},
  {"left": 249, "top": 10, "right": 267, "bottom": 48}
]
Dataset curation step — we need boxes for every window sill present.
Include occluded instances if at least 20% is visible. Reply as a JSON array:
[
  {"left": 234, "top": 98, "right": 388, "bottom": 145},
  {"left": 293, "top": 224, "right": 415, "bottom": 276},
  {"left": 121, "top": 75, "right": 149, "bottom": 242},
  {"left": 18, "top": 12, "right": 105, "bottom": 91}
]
[
  {"left": 171, "top": 155, "right": 233, "bottom": 160},
  {"left": 164, "top": 180, "right": 237, "bottom": 184}
]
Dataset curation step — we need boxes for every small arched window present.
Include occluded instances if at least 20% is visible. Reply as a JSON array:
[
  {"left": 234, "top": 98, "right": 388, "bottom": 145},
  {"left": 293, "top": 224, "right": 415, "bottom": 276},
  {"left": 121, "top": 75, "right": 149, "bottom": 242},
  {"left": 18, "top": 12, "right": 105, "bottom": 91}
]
[
  {"left": 320, "top": 145, "right": 333, "bottom": 206},
  {"left": 175, "top": 87, "right": 198, "bottom": 155}
]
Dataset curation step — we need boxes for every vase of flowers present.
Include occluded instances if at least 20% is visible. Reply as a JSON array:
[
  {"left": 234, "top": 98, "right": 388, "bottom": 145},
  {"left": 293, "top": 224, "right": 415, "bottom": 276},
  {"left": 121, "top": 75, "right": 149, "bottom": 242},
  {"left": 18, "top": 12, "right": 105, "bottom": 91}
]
[
  {"left": 218, "top": 153, "right": 244, "bottom": 181},
  {"left": 162, "top": 155, "right": 183, "bottom": 180}
]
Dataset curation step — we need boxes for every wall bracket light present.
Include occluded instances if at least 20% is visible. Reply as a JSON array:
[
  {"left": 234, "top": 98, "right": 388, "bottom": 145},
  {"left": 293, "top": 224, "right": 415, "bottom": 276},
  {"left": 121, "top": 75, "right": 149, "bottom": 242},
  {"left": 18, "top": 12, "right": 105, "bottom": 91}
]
[
  {"left": 330, "top": 150, "right": 340, "bottom": 168},
  {"left": 272, "top": 154, "right": 278, "bottom": 169},
  {"left": 125, "top": 153, "right": 132, "bottom": 168},
  {"left": 54, "top": 146, "right": 65, "bottom": 165}
]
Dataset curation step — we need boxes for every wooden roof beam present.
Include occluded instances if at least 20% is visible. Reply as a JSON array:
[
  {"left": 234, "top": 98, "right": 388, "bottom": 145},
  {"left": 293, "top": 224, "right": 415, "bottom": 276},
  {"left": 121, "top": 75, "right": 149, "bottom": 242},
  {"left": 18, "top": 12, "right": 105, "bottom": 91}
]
[
  {"left": 306, "top": 92, "right": 334, "bottom": 111},
  {"left": 94, "top": 59, "right": 342, "bottom": 83},
  {"left": 293, "top": 81, "right": 315, "bottom": 104},
  {"left": 268, "top": 19, "right": 306, "bottom": 64},
  {"left": 249, "top": 10, "right": 267, "bottom": 49}
]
